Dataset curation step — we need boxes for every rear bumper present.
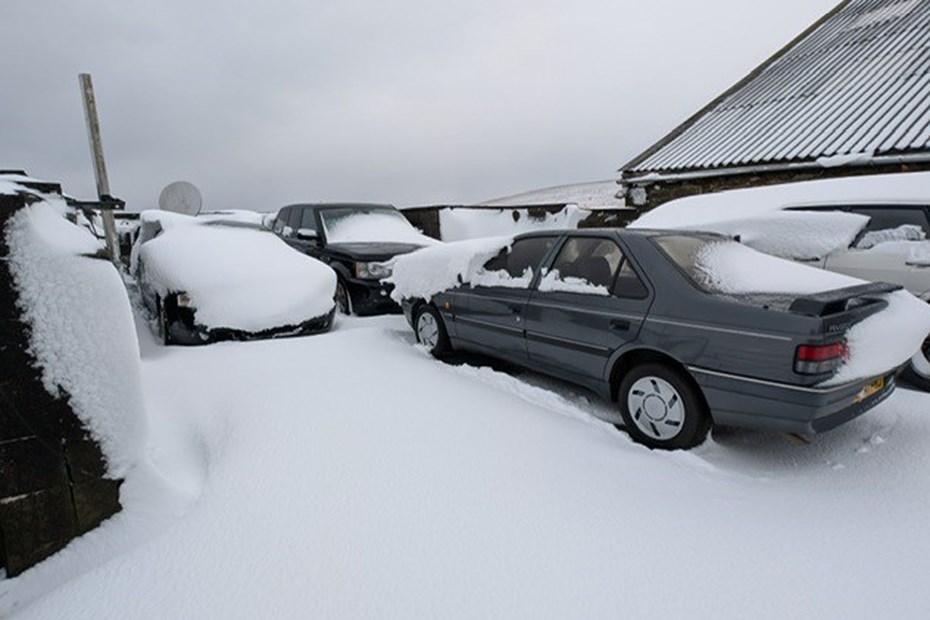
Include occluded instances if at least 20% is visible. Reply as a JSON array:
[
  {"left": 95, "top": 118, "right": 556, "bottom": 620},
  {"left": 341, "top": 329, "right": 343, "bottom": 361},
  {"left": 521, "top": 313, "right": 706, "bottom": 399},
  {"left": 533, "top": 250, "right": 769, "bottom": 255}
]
[{"left": 691, "top": 366, "right": 898, "bottom": 435}]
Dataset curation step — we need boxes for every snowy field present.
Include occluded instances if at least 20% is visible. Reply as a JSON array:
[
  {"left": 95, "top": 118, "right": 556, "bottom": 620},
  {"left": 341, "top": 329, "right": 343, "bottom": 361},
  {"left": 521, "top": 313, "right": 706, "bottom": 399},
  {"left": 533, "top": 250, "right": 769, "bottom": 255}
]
[{"left": 4, "top": 311, "right": 930, "bottom": 619}]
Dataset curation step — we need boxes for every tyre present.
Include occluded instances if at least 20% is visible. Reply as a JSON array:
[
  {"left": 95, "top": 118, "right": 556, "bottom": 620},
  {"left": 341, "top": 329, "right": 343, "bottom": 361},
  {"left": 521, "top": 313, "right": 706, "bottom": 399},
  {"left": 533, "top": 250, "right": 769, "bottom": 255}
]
[
  {"left": 902, "top": 336, "right": 930, "bottom": 391},
  {"left": 414, "top": 304, "right": 451, "bottom": 358},
  {"left": 616, "top": 363, "right": 710, "bottom": 450},
  {"left": 156, "top": 298, "right": 172, "bottom": 346},
  {"left": 335, "top": 280, "right": 352, "bottom": 316}
]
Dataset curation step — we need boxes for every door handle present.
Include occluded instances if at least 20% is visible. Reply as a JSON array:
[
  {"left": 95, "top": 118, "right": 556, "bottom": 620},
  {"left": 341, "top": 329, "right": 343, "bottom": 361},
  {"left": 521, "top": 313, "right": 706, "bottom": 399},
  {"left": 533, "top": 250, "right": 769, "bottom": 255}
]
[{"left": 610, "top": 319, "right": 631, "bottom": 332}]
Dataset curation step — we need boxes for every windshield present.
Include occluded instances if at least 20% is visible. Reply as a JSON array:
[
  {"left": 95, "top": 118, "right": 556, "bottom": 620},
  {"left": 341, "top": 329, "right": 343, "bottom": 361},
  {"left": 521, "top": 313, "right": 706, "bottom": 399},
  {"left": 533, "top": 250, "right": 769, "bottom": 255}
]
[{"left": 319, "top": 207, "right": 428, "bottom": 244}]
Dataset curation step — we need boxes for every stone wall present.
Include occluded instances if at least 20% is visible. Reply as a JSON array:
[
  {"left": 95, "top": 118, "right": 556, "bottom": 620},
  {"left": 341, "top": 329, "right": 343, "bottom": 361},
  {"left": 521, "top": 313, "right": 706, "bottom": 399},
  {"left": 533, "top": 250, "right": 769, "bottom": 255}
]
[{"left": 0, "top": 193, "right": 121, "bottom": 577}]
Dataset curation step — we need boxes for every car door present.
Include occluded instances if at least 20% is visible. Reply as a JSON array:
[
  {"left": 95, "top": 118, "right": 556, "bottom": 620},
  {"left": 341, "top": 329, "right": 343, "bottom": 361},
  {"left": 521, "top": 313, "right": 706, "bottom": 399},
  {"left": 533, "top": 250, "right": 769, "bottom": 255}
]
[
  {"left": 524, "top": 234, "right": 653, "bottom": 381},
  {"left": 287, "top": 207, "right": 323, "bottom": 257},
  {"left": 454, "top": 235, "right": 559, "bottom": 362}
]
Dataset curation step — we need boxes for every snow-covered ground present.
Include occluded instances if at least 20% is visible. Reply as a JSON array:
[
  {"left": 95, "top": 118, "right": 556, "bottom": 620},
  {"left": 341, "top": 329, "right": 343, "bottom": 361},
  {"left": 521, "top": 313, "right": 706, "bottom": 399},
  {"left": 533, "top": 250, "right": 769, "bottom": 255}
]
[{"left": 4, "top": 311, "right": 930, "bottom": 619}]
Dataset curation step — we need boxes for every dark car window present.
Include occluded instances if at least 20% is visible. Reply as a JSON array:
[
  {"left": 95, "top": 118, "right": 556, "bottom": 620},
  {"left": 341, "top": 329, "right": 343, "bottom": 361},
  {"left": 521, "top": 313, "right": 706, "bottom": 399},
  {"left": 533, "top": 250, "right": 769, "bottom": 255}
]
[
  {"left": 300, "top": 208, "right": 317, "bottom": 232},
  {"left": 273, "top": 209, "right": 289, "bottom": 234},
  {"left": 848, "top": 207, "right": 930, "bottom": 236},
  {"left": 548, "top": 237, "right": 623, "bottom": 289},
  {"left": 651, "top": 234, "right": 726, "bottom": 293},
  {"left": 613, "top": 259, "right": 649, "bottom": 299},
  {"left": 287, "top": 208, "right": 303, "bottom": 231},
  {"left": 483, "top": 237, "right": 556, "bottom": 279}
]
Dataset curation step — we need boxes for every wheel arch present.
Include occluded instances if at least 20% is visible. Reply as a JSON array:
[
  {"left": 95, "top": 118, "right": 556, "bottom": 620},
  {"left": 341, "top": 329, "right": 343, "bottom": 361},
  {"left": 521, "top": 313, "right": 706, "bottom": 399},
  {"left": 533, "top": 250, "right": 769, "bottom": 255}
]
[{"left": 607, "top": 347, "right": 709, "bottom": 412}]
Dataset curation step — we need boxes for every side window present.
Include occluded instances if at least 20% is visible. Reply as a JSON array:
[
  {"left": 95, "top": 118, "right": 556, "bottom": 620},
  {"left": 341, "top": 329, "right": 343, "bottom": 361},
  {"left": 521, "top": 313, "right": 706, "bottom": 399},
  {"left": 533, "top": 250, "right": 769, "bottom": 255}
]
[
  {"left": 845, "top": 207, "right": 930, "bottom": 249},
  {"left": 613, "top": 259, "right": 649, "bottom": 299},
  {"left": 273, "top": 209, "right": 289, "bottom": 234},
  {"left": 287, "top": 208, "right": 303, "bottom": 231},
  {"left": 482, "top": 237, "right": 556, "bottom": 279},
  {"left": 850, "top": 208, "right": 930, "bottom": 235},
  {"left": 540, "top": 237, "right": 622, "bottom": 295},
  {"left": 300, "top": 208, "right": 317, "bottom": 232}
]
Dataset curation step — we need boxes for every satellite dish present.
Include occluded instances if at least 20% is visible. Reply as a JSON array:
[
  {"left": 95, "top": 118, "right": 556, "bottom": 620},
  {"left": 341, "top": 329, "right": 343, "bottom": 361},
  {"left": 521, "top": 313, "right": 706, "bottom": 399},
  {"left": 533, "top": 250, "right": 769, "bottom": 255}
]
[{"left": 158, "top": 181, "right": 202, "bottom": 215}]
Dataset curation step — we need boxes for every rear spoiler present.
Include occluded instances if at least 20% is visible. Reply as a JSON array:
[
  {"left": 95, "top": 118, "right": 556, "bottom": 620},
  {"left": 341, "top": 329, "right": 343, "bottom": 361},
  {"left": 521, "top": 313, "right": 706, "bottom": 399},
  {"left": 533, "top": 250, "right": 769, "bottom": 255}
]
[{"left": 789, "top": 282, "right": 902, "bottom": 317}]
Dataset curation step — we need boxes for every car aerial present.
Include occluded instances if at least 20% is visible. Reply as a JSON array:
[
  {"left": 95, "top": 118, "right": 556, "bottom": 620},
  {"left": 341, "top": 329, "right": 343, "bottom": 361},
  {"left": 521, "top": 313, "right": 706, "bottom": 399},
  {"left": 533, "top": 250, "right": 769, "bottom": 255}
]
[
  {"left": 271, "top": 203, "right": 436, "bottom": 315},
  {"left": 390, "top": 229, "right": 930, "bottom": 450},
  {"left": 134, "top": 210, "right": 336, "bottom": 345}
]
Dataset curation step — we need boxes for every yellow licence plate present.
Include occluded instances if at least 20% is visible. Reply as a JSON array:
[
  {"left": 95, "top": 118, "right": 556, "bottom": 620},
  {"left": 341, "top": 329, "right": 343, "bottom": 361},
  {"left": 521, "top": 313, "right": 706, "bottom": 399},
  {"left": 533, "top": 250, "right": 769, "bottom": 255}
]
[{"left": 854, "top": 377, "right": 885, "bottom": 403}]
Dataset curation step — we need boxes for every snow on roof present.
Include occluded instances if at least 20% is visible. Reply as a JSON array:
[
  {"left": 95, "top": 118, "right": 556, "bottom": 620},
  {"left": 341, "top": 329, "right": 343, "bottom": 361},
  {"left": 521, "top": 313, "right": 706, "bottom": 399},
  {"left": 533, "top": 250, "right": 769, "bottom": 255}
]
[
  {"left": 5, "top": 198, "right": 146, "bottom": 477},
  {"left": 136, "top": 210, "right": 336, "bottom": 332},
  {"left": 480, "top": 180, "right": 627, "bottom": 209},
  {"left": 439, "top": 205, "right": 587, "bottom": 242},
  {"left": 631, "top": 171, "right": 930, "bottom": 230},
  {"left": 625, "top": 0, "right": 930, "bottom": 176}
]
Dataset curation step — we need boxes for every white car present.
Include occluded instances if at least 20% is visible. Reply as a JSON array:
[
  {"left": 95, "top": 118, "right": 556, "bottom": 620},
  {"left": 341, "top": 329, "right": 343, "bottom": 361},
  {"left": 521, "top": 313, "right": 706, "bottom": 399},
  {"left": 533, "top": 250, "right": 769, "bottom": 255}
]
[{"left": 134, "top": 211, "right": 337, "bottom": 345}]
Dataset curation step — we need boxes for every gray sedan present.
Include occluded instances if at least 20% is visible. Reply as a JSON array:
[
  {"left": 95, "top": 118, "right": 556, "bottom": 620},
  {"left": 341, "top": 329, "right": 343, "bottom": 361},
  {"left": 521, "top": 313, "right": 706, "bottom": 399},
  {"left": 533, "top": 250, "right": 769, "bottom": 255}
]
[{"left": 401, "top": 229, "right": 902, "bottom": 449}]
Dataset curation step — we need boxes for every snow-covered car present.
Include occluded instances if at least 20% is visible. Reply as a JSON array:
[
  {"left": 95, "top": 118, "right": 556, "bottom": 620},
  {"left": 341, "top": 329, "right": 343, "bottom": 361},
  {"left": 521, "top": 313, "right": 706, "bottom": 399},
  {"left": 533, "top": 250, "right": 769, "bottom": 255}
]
[
  {"left": 134, "top": 211, "right": 336, "bottom": 345},
  {"left": 272, "top": 203, "right": 437, "bottom": 315},
  {"left": 389, "top": 229, "right": 930, "bottom": 449},
  {"left": 632, "top": 179, "right": 930, "bottom": 392}
]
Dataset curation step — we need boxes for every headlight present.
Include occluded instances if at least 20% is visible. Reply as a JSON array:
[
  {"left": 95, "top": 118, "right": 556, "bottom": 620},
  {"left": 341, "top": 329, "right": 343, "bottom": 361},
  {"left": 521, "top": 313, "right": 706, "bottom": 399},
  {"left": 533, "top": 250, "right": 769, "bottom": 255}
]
[
  {"left": 355, "top": 261, "right": 393, "bottom": 279},
  {"left": 176, "top": 292, "right": 193, "bottom": 308}
]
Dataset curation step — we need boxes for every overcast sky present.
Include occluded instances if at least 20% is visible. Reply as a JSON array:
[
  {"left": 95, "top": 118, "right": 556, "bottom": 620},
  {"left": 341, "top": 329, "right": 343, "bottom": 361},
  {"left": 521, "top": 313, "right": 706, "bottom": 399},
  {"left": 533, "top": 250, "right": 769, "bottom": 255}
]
[{"left": 3, "top": 0, "right": 836, "bottom": 210}]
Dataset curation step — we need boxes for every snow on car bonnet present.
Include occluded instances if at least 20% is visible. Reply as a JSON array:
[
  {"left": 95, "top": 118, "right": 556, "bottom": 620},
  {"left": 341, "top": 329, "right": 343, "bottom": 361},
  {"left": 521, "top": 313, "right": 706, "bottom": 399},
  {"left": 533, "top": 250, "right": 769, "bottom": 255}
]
[
  {"left": 388, "top": 236, "right": 517, "bottom": 302},
  {"left": 694, "top": 240, "right": 930, "bottom": 385},
  {"left": 321, "top": 210, "right": 437, "bottom": 246},
  {"left": 137, "top": 211, "right": 335, "bottom": 332}
]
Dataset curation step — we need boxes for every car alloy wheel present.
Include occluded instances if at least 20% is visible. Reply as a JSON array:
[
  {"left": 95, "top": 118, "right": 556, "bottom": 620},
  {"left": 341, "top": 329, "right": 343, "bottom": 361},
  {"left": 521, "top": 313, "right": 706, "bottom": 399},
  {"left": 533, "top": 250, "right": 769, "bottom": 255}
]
[
  {"left": 627, "top": 376, "right": 685, "bottom": 442},
  {"left": 416, "top": 312, "right": 439, "bottom": 350},
  {"left": 617, "top": 363, "right": 710, "bottom": 450},
  {"left": 414, "top": 304, "right": 451, "bottom": 359}
]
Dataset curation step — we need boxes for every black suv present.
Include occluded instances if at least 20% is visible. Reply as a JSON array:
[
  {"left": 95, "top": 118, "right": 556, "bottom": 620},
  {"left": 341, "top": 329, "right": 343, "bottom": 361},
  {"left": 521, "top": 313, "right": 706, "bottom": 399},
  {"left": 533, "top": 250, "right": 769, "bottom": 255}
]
[{"left": 272, "top": 203, "right": 433, "bottom": 315}]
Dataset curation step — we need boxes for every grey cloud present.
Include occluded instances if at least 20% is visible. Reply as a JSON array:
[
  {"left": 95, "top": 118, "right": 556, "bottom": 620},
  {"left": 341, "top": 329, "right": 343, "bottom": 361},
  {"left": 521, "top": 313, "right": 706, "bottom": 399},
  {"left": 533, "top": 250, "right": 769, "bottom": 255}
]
[{"left": 2, "top": 0, "right": 835, "bottom": 211}]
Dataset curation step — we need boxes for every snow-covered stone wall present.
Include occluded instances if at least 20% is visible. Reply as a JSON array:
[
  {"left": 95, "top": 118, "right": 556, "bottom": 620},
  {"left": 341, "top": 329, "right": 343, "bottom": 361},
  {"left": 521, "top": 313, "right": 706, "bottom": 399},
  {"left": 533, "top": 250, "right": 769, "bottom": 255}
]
[{"left": 0, "top": 187, "right": 145, "bottom": 577}]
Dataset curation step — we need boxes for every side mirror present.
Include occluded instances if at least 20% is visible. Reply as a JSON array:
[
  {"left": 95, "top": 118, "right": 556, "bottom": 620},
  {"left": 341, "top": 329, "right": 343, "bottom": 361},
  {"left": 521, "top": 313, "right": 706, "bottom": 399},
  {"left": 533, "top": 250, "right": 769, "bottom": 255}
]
[{"left": 296, "top": 228, "right": 319, "bottom": 241}]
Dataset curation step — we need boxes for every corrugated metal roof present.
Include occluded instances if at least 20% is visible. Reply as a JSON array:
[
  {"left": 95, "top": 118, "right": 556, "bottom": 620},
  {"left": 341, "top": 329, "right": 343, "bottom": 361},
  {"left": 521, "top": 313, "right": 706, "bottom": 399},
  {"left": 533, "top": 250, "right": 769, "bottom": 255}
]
[{"left": 626, "top": 0, "right": 930, "bottom": 176}]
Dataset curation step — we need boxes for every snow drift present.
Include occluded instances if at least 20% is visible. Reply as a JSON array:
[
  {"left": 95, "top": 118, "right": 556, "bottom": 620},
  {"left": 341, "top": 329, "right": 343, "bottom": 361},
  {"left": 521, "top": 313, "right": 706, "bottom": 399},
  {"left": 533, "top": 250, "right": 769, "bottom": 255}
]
[{"left": 5, "top": 198, "right": 146, "bottom": 477}]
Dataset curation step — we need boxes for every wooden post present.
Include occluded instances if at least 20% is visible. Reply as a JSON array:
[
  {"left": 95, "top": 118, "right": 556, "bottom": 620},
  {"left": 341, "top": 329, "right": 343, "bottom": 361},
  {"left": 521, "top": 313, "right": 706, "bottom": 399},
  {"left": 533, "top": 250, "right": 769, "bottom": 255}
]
[{"left": 79, "top": 73, "right": 120, "bottom": 263}]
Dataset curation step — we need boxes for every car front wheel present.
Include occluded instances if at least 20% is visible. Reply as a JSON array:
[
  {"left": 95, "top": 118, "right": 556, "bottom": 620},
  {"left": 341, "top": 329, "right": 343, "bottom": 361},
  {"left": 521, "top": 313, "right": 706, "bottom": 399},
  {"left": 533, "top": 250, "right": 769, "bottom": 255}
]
[
  {"left": 414, "top": 304, "right": 451, "bottom": 359},
  {"left": 156, "top": 297, "right": 172, "bottom": 346},
  {"left": 617, "top": 363, "right": 710, "bottom": 450},
  {"left": 902, "top": 337, "right": 930, "bottom": 391},
  {"left": 335, "top": 280, "right": 352, "bottom": 316}
]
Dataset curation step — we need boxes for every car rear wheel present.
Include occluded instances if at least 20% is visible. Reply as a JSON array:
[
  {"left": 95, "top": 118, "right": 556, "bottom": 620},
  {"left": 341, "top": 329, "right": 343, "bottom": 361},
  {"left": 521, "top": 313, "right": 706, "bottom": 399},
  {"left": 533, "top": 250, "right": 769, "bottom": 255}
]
[
  {"left": 335, "top": 280, "right": 352, "bottom": 316},
  {"left": 414, "top": 304, "right": 451, "bottom": 359},
  {"left": 902, "top": 337, "right": 930, "bottom": 391},
  {"left": 617, "top": 363, "right": 710, "bottom": 450}
]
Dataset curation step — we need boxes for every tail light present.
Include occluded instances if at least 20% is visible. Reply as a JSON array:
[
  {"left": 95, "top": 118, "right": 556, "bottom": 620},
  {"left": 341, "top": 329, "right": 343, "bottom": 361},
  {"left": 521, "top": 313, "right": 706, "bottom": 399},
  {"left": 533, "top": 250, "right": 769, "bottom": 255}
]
[{"left": 794, "top": 341, "right": 849, "bottom": 375}]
